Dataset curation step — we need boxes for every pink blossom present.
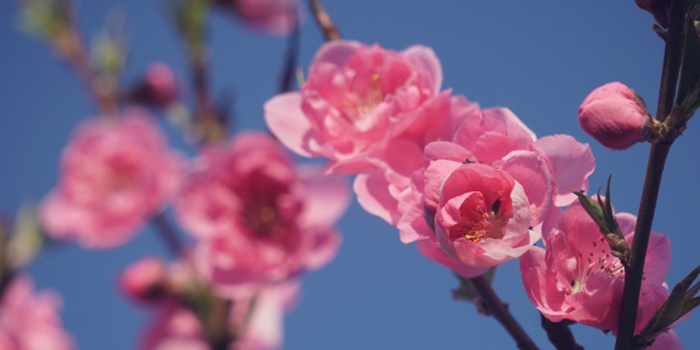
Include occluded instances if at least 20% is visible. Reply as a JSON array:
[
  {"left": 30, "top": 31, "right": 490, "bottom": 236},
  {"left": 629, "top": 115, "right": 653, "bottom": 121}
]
[
  {"left": 217, "top": 0, "right": 300, "bottom": 37},
  {"left": 578, "top": 82, "right": 652, "bottom": 150},
  {"left": 264, "top": 40, "right": 446, "bottom": 171},
  {"left": 519, "top": 199, "right": 674, "bottom": 335},
  {"left": 140, "top": 281, "right": 300, "bottom": 350},
  {"left": 40, "top": 111, "right": 184, "bottom": 249},
  {"left": 119, "top": 257, "right": 169, "bottom": 304},
  {"left": 432, "top": 163, "right": 539, "bottom": 267},
  {"left": 0, "top": 275, "right": 75, "bottom": 350},
  {"left": 175, "top": 131, "right": 349, "bottom": 294},
  {"left": 133, "top": 62, "right": 178, "bottom": 108}
]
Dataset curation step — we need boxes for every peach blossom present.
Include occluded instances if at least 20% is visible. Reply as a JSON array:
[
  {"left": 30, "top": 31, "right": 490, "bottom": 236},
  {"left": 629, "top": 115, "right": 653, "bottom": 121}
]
[
  {"left": 265, "top": 40, "right": 446, "bottom": 172},
  {"left": 140, "top": 281, "right": 300, "bottom": 350},
  {"left": 40, "top": 111, "right": 183, "bottom": 249},
  {"left": 175, "top": 131, "right": 349, "bottom": 294},
  {"left": 519, "top": 199, "right": 674, "bottom": 335},
  {"left": 0, "top": 275, "right": 75, "bottom": 350}
]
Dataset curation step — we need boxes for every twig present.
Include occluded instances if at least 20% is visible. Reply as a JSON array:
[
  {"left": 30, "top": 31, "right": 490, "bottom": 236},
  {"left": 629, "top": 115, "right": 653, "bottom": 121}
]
[
  {"left": 540, "top": 314, "right": 584, "bottom": 350},
  {"left": 469, "top": 276, "right": 539, "bottom": 350},
  {"left": 279, "top": 4, "right": 301, "bottom": 93},
  {"left": 614, "top": 1, "right": 685, "bottom": 349},
  {"left": 309, "top": 0, "right": 341, "bottom": 41}
]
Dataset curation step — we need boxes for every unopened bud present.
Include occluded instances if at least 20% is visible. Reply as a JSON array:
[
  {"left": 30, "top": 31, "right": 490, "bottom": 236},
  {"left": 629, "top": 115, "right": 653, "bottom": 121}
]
[
  {"left": 119, "top": 257, "right": 169, "bottom": 304},
  {"left": 578, "top": 82, "right": 652, "bottom": 150},
  {"left": 133, "top": 62, "right": 178, "bottom": 108}
]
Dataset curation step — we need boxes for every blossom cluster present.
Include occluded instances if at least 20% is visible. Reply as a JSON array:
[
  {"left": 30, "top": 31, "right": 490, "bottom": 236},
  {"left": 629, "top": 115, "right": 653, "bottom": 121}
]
[
  {"left": 265, "top": 39, "right": 683, "bottom": 346},
  {"left": 35, "top": 112, "right": 348, "bottom": 348}
]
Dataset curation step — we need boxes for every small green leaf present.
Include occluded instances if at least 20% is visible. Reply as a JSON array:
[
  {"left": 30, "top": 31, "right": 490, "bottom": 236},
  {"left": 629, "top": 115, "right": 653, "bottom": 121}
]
[
  {"left": 8, "top": 203, "right": 45, "bottom": 268},
  {"left": 686, "top": 281, "right": 700, "bottom": 300},
  {"left": 572, "top": 190, "right": 607, "bottom": 233},
  {"left": 680, "top": 297, "right": 700, "bottom": 319}
]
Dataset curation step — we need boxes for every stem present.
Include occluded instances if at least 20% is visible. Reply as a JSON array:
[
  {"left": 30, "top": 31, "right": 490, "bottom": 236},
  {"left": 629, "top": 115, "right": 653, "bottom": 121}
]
[
  {"left": 151, "top": 212, "right": 189, "bottom": 258},
  {"left": 279, "top": 7, "right": 301, "bottom": 93},
  {"left": 614, "top": 2, "right": 685, "bottom": 349},
  {"left": 309, "top": 0, "right": 341, "bottom": 41},
  {"left": 469, "top": 276, "right": 539, "bottom": 350},
  {"left": 540, "top": 315, "right": 584, "bottom": 350},
  {"left": 54, "top": 14, "right": 118, "bottom": 114}
]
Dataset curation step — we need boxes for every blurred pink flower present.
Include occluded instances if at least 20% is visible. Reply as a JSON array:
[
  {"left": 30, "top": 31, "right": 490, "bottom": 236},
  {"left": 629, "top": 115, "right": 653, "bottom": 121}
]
[
  {"left": 0, "top": 275, "right": 75, "bottom": 350},
  {"left": 578, "top": 82, "right": 652, "bottom": 150},
  {"left": 175, "top": 131, "right": 349, "bottom": 294},
  {"left": 40, "top": 111, "right": 184, "bottom": 249},
  {"left": 264, "top": 40, "right": 446, "bottom": 172},
  {"left": 140, "top": 281, "right": 300, "bottom": 350},
  {"left": 519, "top": 200, "right": 674, "bottom": 335},
  {"left": 217, "top": 0, "right": 300, "bottom": 37}
]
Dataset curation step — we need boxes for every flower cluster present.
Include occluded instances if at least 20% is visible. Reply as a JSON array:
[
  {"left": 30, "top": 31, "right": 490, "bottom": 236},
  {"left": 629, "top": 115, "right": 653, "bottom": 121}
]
[{"left": 265, "top": 40, "right": 595, "bottom": 276}]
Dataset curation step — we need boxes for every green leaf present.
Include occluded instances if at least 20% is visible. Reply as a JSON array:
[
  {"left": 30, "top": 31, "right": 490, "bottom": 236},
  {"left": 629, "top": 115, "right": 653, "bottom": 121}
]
[
  {"left": 686, "top": 280, "right": 700, "bottom": 300},
  {"left": 8, "top": 203, "right": 45, "bottom": 268},
  {"left": 572, "top": 190, "right": 608, "bottom": 233},
  {"left": 676, "top": 14, "right": 700, "bottom": 108},
  {"left": 680, "top": 297, "right": 700, "bottom": 319}
]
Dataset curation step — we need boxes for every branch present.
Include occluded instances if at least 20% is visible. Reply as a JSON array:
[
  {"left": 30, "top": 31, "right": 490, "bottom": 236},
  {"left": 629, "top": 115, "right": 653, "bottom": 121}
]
[
  {"left": 614, "top": 2, "right": 685, "bottom": 349},
  {"left": 540, "top": 314, "right": 584, "bottom": 350},
  {"left": 309, "top": 0, "right": 341, "bottom": 41},
  {"left": 469, "top": 275, "right": 539, "bottom": 350}
]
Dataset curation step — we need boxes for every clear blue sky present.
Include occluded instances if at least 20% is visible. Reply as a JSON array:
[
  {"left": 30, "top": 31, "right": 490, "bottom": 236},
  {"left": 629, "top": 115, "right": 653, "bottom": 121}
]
[{"left": 1, "top": 1, "right": 699, "bottom": 349}]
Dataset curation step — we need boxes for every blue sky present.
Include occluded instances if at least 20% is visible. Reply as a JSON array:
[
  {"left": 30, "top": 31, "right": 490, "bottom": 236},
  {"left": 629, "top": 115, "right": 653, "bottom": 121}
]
[{"left": 1, "top": 1, "right": 699, "bottom": 349}]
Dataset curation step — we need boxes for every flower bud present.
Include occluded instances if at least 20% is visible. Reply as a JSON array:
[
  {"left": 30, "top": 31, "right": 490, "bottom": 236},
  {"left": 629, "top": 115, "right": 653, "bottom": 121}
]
[
  {"left": 119, "top": 257, "right": 169, "bottom": 304},
  {"left": 578, "top": 82, "right": 652, "bottom": 150},
  {"left": 133, "top": 62, "right": 178, "bottom": 108}
]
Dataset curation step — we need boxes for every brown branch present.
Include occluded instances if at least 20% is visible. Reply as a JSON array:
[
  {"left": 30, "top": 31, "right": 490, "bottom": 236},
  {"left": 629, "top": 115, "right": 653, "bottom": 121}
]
[
  {"left": 470, "top": 276, "right": 539, "bottom": 350},
  {"left": 614, "top": 2, "right": 685, "bottom": 349},
  {"left": 309, "top": 0, "right": 341, "bottom": 41},
  {"left": 540, "top": 314, "right": 584, "bottom": 350}
]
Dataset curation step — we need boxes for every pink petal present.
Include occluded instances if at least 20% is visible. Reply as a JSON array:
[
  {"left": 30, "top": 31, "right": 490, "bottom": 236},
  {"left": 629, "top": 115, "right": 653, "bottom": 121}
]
[
  {"left": 498, "top": 150, "right": 553, "bottom": 226},
  {"left": 264, "top": 92, "right": 316, "bottom": 157},
  {"left": 309, "top": 40, "right": 363, "bottom": 69},
  {"left": 647, "top": 330, "right": 684, "bottom": 350},
  {"left": 297, "top": 165, "right": 350, "bottom": 227},
  {"left": 353, "top": 170, "right": 401, "bottom": 225},
  {"left": 416, "top": 238, "right": 488, "bottom": 278},
  {"left": 535, "top": 135, "right": 595, "bottom": 206},
  {"left": 402, "top": 45, "right": 443, "bottom": 95}
]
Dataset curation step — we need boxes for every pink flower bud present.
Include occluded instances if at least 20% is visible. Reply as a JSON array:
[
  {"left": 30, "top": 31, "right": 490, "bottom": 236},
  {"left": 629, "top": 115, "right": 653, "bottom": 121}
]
[
  {"left": 135, "top": 62, "right": 178, "bottom": 108},
  {"left": 120, "top": 257, "right": 169, "bottom": 304},
  {"left": 578, "top": 82, "right": 652, "bottom": 150}
]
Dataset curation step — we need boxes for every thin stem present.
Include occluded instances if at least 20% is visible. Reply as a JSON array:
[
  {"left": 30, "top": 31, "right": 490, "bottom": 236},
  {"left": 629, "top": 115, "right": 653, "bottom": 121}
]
[
  {"left": 279, "top": 6, "right": 301, "bottom": 93},
  {"left": 614, "top": 1, "right": 685, "bottom": 349},
  {"left": 540, "top": 314, "right": 584, "bottom": 350},
  {"left": 151, "top": 212, "right": 189, "bottom": 259},
  {"left": 469, "top": 276, "right": 539, "bottom": 350},
  {"left": 309, "top": 0, "right": 341, "bottom": 41},
  {"left": 656, "top": 1, "right": 686, "bottom": 122},
  {"left": 54, "top": 14, "right": 118, "bottom": 114}
]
